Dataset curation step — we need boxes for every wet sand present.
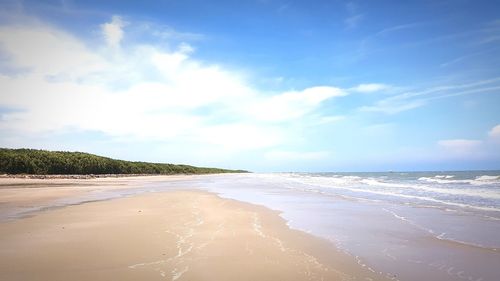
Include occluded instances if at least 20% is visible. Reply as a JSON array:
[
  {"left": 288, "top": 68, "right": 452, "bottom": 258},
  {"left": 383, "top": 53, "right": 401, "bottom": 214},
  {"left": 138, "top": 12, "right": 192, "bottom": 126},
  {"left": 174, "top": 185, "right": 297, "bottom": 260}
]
[
  {"left": 0, "top": 176, "right": 194, "bottom": 220},
  {"left": 0, "top": 187, "right": 385, "bottom": 281}
]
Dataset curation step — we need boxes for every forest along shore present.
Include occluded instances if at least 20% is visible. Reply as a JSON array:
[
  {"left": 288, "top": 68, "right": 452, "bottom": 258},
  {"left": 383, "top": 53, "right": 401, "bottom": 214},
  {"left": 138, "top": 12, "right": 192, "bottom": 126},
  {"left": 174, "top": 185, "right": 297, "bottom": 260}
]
[{"left": 0, "top": 174, "right": 165, "bottom": 179}]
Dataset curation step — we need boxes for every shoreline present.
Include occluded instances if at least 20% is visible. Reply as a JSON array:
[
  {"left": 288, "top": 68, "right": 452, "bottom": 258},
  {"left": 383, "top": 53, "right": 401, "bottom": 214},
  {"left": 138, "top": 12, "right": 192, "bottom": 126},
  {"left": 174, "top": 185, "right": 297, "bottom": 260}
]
[
  {"left": 0, "top": 173, "right": 247, "bottom": 180},
  {"left": 0, "top": 189, "right": 387, "bottom": 281}
]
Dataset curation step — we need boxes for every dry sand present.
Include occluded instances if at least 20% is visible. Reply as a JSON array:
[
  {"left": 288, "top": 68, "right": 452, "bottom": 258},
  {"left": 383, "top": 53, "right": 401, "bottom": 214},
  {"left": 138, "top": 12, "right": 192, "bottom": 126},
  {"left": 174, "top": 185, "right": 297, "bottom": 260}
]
[{"left": 0, "top": 180, "right": 387, "bottom": 281}]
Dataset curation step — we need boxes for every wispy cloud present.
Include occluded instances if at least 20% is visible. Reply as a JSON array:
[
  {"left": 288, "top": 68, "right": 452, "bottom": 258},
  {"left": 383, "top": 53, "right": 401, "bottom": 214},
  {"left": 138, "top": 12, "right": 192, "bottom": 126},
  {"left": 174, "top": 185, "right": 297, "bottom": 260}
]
[
  {"left": 345, "top": 14, "right": 363, "bottom": 29},
  {"left": 355, "top": 19, "right": 498, "bottom": 63},
  {"left": 139, "top": 22, "right": 205, "bottom": 42},
  {"left": 350, "top": 83, "right": 390, "bottom": 93},
  {"left": 440, "top": 53, "right": 475, "bottom": 68},
  {"left": 242, "top": 86, "right": 346, "bottom": 123},
  {"left": 352, "top": 22, "right": 423, "bottom": 60},
  {"left": 359, "top": 78, "right": 500, "bottom": 114},
  {"left": 476, "top": 35, "right": 500, "bottom": 45},
  {"left": 344, "top": 2, "right": 363, "bottom": 29},
  {"left": 373, "top": 23, "right": 423, "bottom": 37},
  {"left": 396, "top": 19, "right": 500, "bottom": 50},
  {"left": 473, "top": 19, "right": 500, "bottom": 46},
  {"left": 359, "top": 99, "right": 425, "bottom": 114}
]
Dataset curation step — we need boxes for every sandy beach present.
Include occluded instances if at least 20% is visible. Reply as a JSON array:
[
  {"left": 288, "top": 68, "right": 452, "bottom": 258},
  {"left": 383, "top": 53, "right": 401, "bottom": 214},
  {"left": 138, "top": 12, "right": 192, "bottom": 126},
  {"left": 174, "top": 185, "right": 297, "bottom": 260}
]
[{"left": 0, "top": 177, "right": 384, "bottom": 281}]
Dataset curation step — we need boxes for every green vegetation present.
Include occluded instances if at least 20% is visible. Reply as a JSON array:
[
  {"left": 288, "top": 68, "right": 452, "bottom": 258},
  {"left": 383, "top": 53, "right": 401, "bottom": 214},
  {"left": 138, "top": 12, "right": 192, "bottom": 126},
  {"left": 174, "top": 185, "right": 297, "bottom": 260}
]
[{"left": 0, "top": 148, "right": 247, "bottom": 175}]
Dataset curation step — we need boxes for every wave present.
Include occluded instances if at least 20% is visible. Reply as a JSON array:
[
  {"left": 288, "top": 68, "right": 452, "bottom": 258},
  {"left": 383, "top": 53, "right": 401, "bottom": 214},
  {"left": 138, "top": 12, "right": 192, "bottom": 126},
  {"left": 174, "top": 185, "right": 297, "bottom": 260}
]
[
  {"left": 290, "top": 175, "right": 500, "bottom": 201},
  {"left": 289, "top": 178, "right": 500, "bottom": 213},
  {"left": 475, "top": 175, "right": 500, "bottom": 181},
  {"left": 361, "top": 178, "right": 416, "bottom": 189},
  {"left": 418, "top": 175, "right": 500, "bottom": 186},
  {"left": 418, "top": 177, "right": 465, "bottom": 184},
  {"left": 361, "top": 178, "right": 500, "bottom": 200},
  {"left": 435, "top": 175, "right": 455, "bottom": 179},
  {"left": 277, "top": 174, "right": 500, "bottom": 213}
]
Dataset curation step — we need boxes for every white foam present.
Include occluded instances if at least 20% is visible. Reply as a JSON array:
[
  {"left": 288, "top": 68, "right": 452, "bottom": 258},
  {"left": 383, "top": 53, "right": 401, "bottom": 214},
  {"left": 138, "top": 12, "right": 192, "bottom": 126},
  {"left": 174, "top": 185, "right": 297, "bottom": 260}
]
[
  {"left": 418, "top": 177, "right": 469, "bottom": 184},
  {"left": 435, "top": 175, "right": 455, "bottom": 179},
  {"left": 386, "top": 181, "right": 500, "bottom": 200},
  {"left": 361, "top": 178, "right": 416, "bottom": 189},
  {"left": 418, "top": 175, "right": 500, "bottom": 186},
  {"left": 172, "top": 266, "right": 189, "bottom": 281},
  {"left": 275, "top": 173, "right": 500, "bottom": 212},
  {"left": 475, "top": 175, "right": 500, "bottom": 181},
  {"left": 252, "top": 213, "right": 266, "bottom": 238},
  {"left": 382, "top": 208, "right": 436, "bottom": 235},
  {"left": 288, "top": 176, "right": 500, "bottom": 212}
]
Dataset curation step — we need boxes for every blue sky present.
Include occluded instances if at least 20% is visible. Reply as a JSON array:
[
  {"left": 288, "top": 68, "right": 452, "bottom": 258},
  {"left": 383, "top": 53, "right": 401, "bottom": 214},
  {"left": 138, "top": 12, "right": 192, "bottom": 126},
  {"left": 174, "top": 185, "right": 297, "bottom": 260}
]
[{"left": 0, "top": 0, "right": 499, "bottom": 172}]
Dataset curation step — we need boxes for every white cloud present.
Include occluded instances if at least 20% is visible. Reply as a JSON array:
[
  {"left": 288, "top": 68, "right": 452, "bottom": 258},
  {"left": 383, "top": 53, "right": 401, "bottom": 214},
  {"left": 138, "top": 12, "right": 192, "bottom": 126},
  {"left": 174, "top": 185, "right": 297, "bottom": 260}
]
[
  {"left": 350, "top": 83, "right": 389, "bottom": 93},
  {"left": 438, "top": 139, "right": 482, "bottom": 151},
  {"left": 243, "top": 86, "right": 346, "bottom": 122},
  {"left": 359, "top": 99, "right": 425, "bottom": 114},
  {"left": 316, "top": 115, "right": 345, "bottom": 125},
  {"left": 0, "top": 25, "right": 105, "bottom": 76},
  {"left": 198, "top": 124, "right": 283, "bottom": 150},
  {"left": 437, "top": 139, "right": 483, "bottom": 158},
  {"left": 0, "top": 15, "right": 345, "bottom": 152},
  {"left": 101, "top": 15, "right": 126, "bottom": 48},
  {"left": 435, "top": 125, "right": 500, "bottom": 161},
  {"left": 488, "top": 124, "right": 500, "bottom": 141}
]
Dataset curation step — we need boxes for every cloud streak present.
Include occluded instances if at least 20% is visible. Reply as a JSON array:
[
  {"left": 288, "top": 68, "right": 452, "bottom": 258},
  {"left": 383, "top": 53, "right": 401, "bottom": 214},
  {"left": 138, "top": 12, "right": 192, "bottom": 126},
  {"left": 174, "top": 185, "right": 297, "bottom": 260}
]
[
  {"left": 359, "top": 78, "right": 500, "bottom": 114},
  {"left": 350, "top": 83, "right": 390, "bottom": 93},
  {"left": 344, "top": 2, "right": 363, "bottom": 29}
]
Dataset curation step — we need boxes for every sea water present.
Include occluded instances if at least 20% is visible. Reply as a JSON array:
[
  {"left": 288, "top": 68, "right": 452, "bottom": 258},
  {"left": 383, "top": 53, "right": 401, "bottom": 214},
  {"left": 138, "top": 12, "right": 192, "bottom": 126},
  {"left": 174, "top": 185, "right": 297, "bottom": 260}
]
[{"left": 148, "top": 171, "right": 500, "bottom": 281}]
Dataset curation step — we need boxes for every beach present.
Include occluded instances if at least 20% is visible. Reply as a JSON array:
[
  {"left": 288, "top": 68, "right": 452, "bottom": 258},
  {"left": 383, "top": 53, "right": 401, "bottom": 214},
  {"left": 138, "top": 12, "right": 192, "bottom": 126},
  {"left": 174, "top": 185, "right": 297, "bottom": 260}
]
[
  {"left": 0, "top": 176, "right": 383, "bottom": 281},
  {"left": 1, "top": 172, "right": 499, "bottom": 280}
]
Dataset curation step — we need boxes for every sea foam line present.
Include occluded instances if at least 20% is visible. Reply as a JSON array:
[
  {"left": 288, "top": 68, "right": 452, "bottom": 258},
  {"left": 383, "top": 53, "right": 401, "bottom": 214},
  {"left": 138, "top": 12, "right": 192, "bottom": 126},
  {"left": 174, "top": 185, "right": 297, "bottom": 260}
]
[
  {"left": 287, "top": 176, "right": 500, "bottom": 213},
  {"left": 382, "top": 208, "right": 498, "bottom": 252},
  {"left": 362, "top": 179, "right": 500, "bottom": 200}
]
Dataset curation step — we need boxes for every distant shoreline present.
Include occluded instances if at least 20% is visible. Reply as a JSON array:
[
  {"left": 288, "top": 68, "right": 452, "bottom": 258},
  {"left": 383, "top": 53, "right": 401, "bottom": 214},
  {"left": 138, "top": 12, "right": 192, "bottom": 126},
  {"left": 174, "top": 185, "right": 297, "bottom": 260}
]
[{"left": 0, "top": 173, "right": 213, "bottom": 180}]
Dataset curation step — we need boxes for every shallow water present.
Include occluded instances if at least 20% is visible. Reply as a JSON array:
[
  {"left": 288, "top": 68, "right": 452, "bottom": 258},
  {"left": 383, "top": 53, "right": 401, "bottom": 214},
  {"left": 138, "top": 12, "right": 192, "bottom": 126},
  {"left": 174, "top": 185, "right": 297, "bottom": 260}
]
[{"left": 148, "top": 172, "right": 500, "bottom": 281}]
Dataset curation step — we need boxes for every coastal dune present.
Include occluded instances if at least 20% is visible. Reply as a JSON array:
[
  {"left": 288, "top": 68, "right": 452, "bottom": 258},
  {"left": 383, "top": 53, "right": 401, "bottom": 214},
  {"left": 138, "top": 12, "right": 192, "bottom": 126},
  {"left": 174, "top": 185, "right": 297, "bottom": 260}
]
[{"left": 0, "top": 189, "right": 385, "bottom": 281}]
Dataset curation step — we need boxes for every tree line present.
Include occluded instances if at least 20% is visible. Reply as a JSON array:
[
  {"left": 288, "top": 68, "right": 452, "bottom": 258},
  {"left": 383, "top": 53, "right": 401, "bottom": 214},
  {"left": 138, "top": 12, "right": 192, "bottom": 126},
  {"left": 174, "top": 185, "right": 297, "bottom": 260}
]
[{"left": 0, "top": 148, "right": 247, "bottom": 175}]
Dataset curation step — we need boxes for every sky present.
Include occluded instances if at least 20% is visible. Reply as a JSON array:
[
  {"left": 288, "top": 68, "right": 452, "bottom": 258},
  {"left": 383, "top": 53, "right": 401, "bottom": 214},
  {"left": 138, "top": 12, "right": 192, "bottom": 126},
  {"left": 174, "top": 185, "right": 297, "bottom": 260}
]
[{"left": 0, "top": 0, "right": 499, "bottom": 172}]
